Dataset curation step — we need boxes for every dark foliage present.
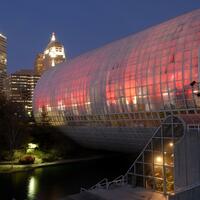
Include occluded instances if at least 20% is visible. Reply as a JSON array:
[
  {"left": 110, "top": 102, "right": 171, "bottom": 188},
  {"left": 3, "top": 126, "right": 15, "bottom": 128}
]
[
  {"left": 0, "top": 94, "right": 31, "bottom": 160},
  {"left": 19, "top": 155, "right": 35, "bottom": 164}
]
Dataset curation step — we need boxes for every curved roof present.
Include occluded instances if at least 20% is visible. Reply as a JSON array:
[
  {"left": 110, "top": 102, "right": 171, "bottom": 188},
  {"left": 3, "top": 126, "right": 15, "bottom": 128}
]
[
  {"left": 34, "top": 8, "right": 200, "bottom": 125},
  {"left": 32, "top": 9, "right": 200, "bottom": 152}
]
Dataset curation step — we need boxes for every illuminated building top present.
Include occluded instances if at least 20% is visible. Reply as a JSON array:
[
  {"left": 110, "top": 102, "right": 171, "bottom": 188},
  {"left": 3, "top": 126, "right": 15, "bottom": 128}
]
[
  {"left": 0, "top": 33, "right": 6, "bottom": 39},
  {"left": 34, "top": 32, "right": 66, "bottom": 75},
  {"left": 43, "top": 32, "right": 66, "bottom": 67}
]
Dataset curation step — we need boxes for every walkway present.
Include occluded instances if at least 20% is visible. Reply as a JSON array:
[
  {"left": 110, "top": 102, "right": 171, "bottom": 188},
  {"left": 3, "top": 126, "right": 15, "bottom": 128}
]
[{"left": 67, "top": 186, "right": 166, "bottom": 200}]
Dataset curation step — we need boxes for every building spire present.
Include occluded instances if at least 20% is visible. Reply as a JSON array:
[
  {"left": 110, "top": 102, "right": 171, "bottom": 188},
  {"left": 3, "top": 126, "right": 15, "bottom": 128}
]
[{"left": 51, "top": 32, "right": 56, "bottom": 42}]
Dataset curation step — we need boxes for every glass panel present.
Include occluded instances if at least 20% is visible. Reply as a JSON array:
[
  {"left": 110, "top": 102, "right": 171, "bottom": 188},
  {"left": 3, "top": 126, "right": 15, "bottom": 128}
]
[
  {"left": 152, "top": 138, "right": 162, "bottom": 151},
  {"left": 136, "top": 176, "right": 144, "bottom": 187},
  {"left": 146, "top": 143, "right": 152, "bottom": 150},
  {"left": 145, "top": 177, "right": 154, "bottom": 190},
  {"left": 155, "top": 129, "right": 162, "bottom": 137},
  {"left": 137, "top": 155, "right": 143, "bottom": 162},
  {"left": 144, "top": 151, "right": 153, "bottom": 163},
  {"left": 144, "top": 164, "right": 153, "bottom": 176},
  {"left": 132, "top": 116, "right": 184, "bottom": 195},
  {"left": 154, "top": 165, "right": 163, "bottom": 179},
  {"left": 155, "top": 179, "right": 164, "bottom": 192},
  {"left": 136, "top": 163, "right": 143, "bottom": 175},
  {"left": 163, "top": 124, "right": 172, "bottom": 137},
  {"left": 165, "top": 167, "right": 174, "bottom": 183}
]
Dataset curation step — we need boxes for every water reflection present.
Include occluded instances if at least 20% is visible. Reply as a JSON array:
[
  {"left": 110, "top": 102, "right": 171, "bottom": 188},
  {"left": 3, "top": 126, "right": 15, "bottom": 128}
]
[
  {"left": 28, "top": 176, "right": 38, "bottom": 200},
  {"left": 0, "top": 157, "right": 132, "bottom": 200}
]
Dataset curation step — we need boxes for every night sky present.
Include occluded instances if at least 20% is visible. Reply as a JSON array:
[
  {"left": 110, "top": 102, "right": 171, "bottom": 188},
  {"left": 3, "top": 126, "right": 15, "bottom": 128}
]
[{"left": 1, "top": 0, "right": 200, "bottom": 73}]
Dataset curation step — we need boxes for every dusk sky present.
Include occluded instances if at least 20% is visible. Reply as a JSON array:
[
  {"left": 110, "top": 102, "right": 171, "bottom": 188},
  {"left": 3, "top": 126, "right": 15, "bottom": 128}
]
[{"left": 1, "top": 0, "right": 200, "bottom": 73}]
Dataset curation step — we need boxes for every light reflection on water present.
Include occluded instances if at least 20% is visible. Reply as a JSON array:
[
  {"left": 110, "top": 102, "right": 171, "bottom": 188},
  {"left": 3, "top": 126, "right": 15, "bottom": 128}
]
[
  {"left": 28, "top": 176, "right": 38, "bottom": 200},
  {"left": 0, "top": 156, "right": 132, "bottom": 200}
]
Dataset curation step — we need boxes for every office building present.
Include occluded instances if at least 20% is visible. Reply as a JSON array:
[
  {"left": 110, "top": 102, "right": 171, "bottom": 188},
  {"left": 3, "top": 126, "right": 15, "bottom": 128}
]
[
  {"left": 8, "top": 69, "right": 40, "bottom": 115},
  {"left": 0, "top": 33, "right": 7, "bottom": 93},
  {"left": 34, "top": 33, "right": 66, "bottom": 75}
]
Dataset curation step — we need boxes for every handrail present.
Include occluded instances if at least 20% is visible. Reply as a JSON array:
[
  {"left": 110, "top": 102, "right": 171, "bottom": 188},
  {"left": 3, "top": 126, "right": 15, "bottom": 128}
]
[
  {"left": 90, "top": 178, "right": 108, "bottom": 190},
  {"left": 80, "top": 125, "right": 162, "bottom": 193},
  {"left": 80, "top": 115, "right": 186, "bottom": 194},
  {"left": 80, "top": 187, "right": 87, "bottom": 192},
  {"left": 112, "top": 175, "right": 124, "bottom": 182},
  {"left": 107, "top": 175, "right": 127, "bottom": 188}
]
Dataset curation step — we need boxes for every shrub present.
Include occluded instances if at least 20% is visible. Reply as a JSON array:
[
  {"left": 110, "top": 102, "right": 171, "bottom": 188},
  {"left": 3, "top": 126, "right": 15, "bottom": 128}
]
[
  {"left": 42, "top": 153, "right": 57, "bottom": 162},
  {"left": 13, "top": 150, "right": 24, "bottom": 161},
  {"left": 19, "top": 155, "right": 35, "bottom": 164}
]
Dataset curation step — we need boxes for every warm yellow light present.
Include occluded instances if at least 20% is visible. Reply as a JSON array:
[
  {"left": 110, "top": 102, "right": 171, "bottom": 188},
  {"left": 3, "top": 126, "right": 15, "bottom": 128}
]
[
  {"left": 169, "top": 142, "right": 173, "bottom": 147},
  {"left": 155, "top": 156, "right": 163, "bottom": 165},
  {"left": 126, "top": 99, "right": 129, "bottom": 105},
  {"left": 132, "top": 96, "right": 137, "bottom": 104},
  {"left": 28, "top": 143, "right": 38, "bottom": 149},
  {"left": 27, "top": 143, "right": 38, "bottom": 153}
]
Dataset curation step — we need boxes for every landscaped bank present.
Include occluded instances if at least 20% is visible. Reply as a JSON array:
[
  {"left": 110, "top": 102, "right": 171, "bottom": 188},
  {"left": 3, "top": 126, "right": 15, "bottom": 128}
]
[{"left": 0, "top": 155, "right": 104, "bottom": 173}]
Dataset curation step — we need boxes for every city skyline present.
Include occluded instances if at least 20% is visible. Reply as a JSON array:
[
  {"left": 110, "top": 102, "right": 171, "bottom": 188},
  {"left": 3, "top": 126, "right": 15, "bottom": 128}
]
[{"left": 1, "top": 0, "right": 200, "bottom": 73}]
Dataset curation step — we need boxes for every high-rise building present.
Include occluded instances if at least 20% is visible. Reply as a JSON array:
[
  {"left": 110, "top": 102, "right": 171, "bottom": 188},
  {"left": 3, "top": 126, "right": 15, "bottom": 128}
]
[
  {"left": 0, "top": 33, "right": 7, "bottom": 93},
  {"left": 34, "top": 32, "right": 66, "bottom": 75},
  {"left": 34, "top": 53, "right": 44, "bottom": 76},
  {"left": 7, "top": 69, "right": 40, "bottom": 116}
]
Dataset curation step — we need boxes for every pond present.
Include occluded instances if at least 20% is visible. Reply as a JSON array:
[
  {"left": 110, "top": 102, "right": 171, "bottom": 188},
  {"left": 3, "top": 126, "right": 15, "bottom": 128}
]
[{"left": 0, "top": 155, "right": 133, "bottom": 200}]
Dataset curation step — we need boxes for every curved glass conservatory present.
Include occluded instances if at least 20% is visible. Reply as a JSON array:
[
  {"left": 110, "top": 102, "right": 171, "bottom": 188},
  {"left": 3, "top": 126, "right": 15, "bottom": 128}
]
[{"left": 33, "top": 9, "right": 200, "bottom": 152}]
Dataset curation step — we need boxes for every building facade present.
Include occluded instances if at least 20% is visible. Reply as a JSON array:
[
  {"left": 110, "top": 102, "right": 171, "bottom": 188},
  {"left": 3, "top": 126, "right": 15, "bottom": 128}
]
[
  {"left": 0, "top": 33, "right": 7, "bottom": 93},
  {"left": 34, "top": 33, "right": 66, "bottom": 75},
  {"left": 33, "top": 9, "right": 200, "bottom": 152},
  {"left": 34, "top": 53, "right": 44, "bottom": 76},
  {"left": 8, "top": 69, "right": 40, "bottom": 116}
]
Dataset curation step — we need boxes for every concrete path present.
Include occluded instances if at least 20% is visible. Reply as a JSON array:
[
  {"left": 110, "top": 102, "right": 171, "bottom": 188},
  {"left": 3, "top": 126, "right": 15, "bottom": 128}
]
[
  {"left": 67, "top": 186, "right": 166, "bottom": 200},
  {"left": 90, "top": 186, "right": 166, "bottom": 200},
  {"left": 89, "top": 186, "right": 166, "bottom": 200}
]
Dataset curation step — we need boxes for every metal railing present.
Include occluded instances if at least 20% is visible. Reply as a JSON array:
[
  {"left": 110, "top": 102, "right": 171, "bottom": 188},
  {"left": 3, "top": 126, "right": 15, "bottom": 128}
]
[
  {"left": 107, "top": 175, "right": 128, "bottom": 189},
  {"left": 80, "top": 175, "right": 129, "bottom": 192},
  {"left": 80, "top": 178, "right": 109, "bottom": 192},
  {"left": 80, "top": 115, "right": 186, "bottom": 194},
  {"left": 90, "top": 178, "right": 109, "bottom": 190},
  {"left": 80, "top": 125, "right": 162, "bottom": 193}
]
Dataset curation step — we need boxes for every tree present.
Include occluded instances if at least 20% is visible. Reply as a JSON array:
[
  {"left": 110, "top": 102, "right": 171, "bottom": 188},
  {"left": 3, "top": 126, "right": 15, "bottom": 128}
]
[
  {"left": 0, "top": 94, "right": 30, "bottom": 163},
  {"left": 40, "top": 105, "right": 50, "bottom": 125}
]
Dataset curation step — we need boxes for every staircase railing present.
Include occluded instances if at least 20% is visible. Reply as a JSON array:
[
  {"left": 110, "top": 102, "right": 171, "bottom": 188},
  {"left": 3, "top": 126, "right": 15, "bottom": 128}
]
[
  {"left": 80, "top": 178, "right": 109, "bottom": 192},
  {"left": 80, "top": 127, "right": 161, "bottom": 193},
  {"left": 80, "top": 118, "right": 173, "bottom": 193}
]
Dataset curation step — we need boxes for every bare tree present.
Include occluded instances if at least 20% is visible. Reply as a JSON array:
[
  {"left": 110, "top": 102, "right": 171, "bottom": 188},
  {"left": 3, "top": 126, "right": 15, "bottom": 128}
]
[{"left": 0, "top": 95, "right": 29, "bottom": 166}]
